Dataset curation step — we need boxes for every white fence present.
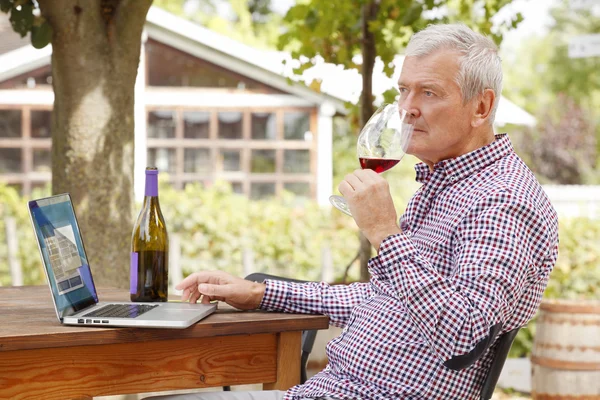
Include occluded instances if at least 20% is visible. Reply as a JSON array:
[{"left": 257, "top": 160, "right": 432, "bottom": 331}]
[{"left": 543, "top": 185, "right": 600, "bottom": 219}]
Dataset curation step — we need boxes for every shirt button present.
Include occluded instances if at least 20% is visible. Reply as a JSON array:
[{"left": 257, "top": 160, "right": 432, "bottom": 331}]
[
  {"left": 405, "top": 231, "right": 412, "bottom": 237},
  {"left": 449, "top": 175, "right": 457, "bottom": 182}
]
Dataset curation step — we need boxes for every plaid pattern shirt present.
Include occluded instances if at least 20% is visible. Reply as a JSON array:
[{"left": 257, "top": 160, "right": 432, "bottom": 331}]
[{"left": 260, "top": 134, "right": 559, "bottom": 400}]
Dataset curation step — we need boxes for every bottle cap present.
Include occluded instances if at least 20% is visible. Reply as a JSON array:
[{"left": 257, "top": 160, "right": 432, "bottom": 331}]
[{"left": 145, "top": 167, "right": 159, "bottom": 175}]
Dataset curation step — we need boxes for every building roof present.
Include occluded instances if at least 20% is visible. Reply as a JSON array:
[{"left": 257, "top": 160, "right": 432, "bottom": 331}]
[{"left": 0, "top": 7, "right": 535, "bottom": 126}]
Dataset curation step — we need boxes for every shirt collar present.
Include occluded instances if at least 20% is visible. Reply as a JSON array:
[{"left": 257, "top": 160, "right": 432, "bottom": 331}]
[{"left": 414, "top": 134, "right": 513, "bottom": 184}]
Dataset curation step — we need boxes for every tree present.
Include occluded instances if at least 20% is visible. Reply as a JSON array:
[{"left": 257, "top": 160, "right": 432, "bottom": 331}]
[
  {"left": 502, "top": 0, "right": 600, "bottom": 183},
  {"left": 280, "top": 0, "right": 522, "bottom": 280},
  {"left": 1, "top": 0, "right": 153, "bottom": 287},
  {"left": 503, "top": 0, "right": 600, "bottom": 118},
  {"left": 153, "top": 0, "right": 281, "bottom": 49},
  {"left": 512, "top": 95, "right": 597, "bottom": 184}
]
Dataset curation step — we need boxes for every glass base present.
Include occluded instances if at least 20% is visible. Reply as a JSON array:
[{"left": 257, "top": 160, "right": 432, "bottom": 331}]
[{"left": 329, "top": 195, "right": 352, "bottom": 217}]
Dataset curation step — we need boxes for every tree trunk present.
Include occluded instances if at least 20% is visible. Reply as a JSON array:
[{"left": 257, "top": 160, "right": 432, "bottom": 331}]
[
  {"left": 358, "top": 0, "right": 379, "bottom": 282},
  {"left": 39, "top": 0, "right": 152, "bottom": 288}
]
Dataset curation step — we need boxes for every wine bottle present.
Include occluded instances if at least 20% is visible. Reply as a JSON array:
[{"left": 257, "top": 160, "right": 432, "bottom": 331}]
[{"left": 130, "top": 167, "right": 169, "bottom": 302}]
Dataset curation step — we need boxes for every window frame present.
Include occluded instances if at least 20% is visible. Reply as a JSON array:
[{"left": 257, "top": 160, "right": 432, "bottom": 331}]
[{"left": 145, "top": 105, "right": 317, "bottom": 199}]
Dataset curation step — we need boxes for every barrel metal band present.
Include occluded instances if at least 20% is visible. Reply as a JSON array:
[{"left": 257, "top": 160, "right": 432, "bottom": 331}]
[{"left": 531, "top": 355, "right": 600, "bottom": 371}]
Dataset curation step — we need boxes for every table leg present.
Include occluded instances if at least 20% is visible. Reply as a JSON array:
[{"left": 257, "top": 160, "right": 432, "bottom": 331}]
[{"left": 263, "top": 331, "right": 302, "bottom": 391}]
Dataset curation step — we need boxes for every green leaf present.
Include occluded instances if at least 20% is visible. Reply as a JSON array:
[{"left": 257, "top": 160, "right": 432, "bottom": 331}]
[
  {"left": 0, "top": 0, "right": 12, "bottom": 13},
  {"left": 9, "top": 2, "right": 34, "bottom": 37},
  {"left": 31, "top": 19, "right": 52, "bottom": 49},
  {"left": 401, "top": 4, "right": 423, "bottom": 26}
]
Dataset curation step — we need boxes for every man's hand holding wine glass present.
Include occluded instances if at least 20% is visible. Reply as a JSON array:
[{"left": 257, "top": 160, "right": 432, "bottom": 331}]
[{"left": 339, "top": 168, "right": 401, "bottom": 250}]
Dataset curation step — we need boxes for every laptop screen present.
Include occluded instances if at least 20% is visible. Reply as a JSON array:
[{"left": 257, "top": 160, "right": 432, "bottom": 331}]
[{"left": 28, "top": 194, "right": 98, "bottom": 319}]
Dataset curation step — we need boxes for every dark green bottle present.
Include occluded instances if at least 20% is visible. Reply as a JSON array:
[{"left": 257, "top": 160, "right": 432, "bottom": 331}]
[{"left": 130, "top": 167, "right": 169, "bottom": 302}]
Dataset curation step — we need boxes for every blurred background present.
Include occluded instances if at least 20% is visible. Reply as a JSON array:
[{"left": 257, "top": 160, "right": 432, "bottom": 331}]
[{"left": 0, "top": 0, "right": 599, "bottom": 398}]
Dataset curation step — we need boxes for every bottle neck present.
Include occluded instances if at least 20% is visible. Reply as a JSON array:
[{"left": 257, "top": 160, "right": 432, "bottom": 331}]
[{"left": 145, "top": 173, "right": 158, "bottom": 197}]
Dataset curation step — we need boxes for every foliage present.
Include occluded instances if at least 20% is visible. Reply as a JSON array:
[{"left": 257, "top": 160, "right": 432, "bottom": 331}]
[
  {"left": 503, "top": 0, "right": 600, "bottom": 117},
  {"left": 509, "top": 216, "right": 600, "bottom": 358},
  {"left": 153, "top": 0, "right": 282, "bottom": 49},
  {"left": 511, "top": 95, "right": 597, "bottom": 184},
  {"left": 159, "top": 180, "right": 361, "bottom": 281},
  {"left": 0, "top": 0, "right": 53, "bottom": 48},
  {"left": 0, "top": 181, "right": 362, "bottom": 286},
  {"left": 278, "top": 0, "right": 522, "bottom": 77},
  {"left": 545, "top": 217, "right": 600, "bottom": 300},
  {"left": 0, "top": 183, "right": 50, "bottom": 286},
  {"left": 502, "top": 0, "right": 600, "bottom": 185}
]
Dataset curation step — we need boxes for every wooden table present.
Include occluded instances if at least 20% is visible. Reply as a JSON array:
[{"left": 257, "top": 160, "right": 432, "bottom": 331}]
[{"left": 0, "top": 286, "right": 329, "bottom": 400}]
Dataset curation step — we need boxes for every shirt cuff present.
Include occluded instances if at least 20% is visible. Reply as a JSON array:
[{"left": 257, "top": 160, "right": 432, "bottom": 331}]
[
  {"left": 258, "top": 279, "right": 292, "bottom": 311},
  {"left": 370, "top": 233, "right": 419, "bottom": 276}
]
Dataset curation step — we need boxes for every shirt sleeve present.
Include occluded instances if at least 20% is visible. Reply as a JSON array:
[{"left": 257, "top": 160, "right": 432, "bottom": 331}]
[
  {"left": 259, "top": 279, "right": 373, "bottom": 328},
  {"left": 371, "top": 191, "right": 558, "bottom": 370}
]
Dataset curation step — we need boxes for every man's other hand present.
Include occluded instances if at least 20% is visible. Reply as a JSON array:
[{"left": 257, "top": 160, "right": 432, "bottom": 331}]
[{"left": 176, "top": 271, "right": 266, "bottom": 310}]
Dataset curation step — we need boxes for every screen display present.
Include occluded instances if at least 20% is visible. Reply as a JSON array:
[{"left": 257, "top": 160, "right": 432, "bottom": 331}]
[{"left": 29, "top": 194, "right": 98, "bottom": 318}]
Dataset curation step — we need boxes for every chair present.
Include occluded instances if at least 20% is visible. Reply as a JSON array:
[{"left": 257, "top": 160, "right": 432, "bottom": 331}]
[
  {"left": 222, "top": 273, "right": 318, "bottom": 391},
  {"left": 228, "top": 273, "right": 520, "bottom": 399},
  {"left": 479, "top": 327, "right": 520, "bottom": 400}
]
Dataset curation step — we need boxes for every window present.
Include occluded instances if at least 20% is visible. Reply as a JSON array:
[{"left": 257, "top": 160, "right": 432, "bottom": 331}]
[
  {"left": 0, "top": 148, "right": 21, "bottom": 173},
  {"left": 184, "top": 148, "right": 211, "bottom": 173},
  {"left": 0, "top": 110, "right": 21, "bottom": 138},
  {"left": 33, "top": 149, "right": 51, "bottom": 172},
  {"left": 284, "top": 182, "right": 310, "bottom": 197},
  {"left": 184, "top": 111, "right": 209, "bottom": 139},
  {"left": 283, "top": 150, "right": 310, "bottom": 173},
  {"left": 145, "top": 107, "right": 316, "bottom": 198},
  {"left": 31, "top": 111, "right": 51, "bottom": 138},
  {"left": 251, "top": 182, "right": 275, "bottom": 200},
  {"left": 147, "top": 148, "right": 176, "bottom": 174},
  {"left": 0, "top": 107, "right": 52, "bottom": 196},
  {"left": 220, "top": 150, "right": 241, "bottom": 172},
  {"left": 251, "top": 150, "right": 276, "bottom": 173},
  {"left": 218, "top": 112, "right": 242, "bottom": 140},
  {"left": 284, "top": 112, "right": 310, "bottom": 140},
  {"left": 148, "top": 111, "right": 176, "bottom": 138},
  {"left": 251, "top": 112, "right": 276, "bottom": 140}
]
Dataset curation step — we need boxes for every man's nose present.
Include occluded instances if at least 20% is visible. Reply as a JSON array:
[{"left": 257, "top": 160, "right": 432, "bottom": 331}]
[{"left": 398, "top": 97, "right": 420, "bottom": 120}]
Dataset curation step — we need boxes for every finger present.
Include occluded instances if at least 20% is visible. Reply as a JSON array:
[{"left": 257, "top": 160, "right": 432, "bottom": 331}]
[
  {"left": 344, "top": 172, "right": 364, "bottom": 191},
  {"left": 198, "top": 283, "right": 229, "bottom": 298},
  {"left": 338, "top": 180, "right": 354, "bottom": 197},
  {"left": 175, "top": 273, "right": 199, "bottom": 291},
  {"left": 181, "top": 287, "right": 191, "bottom": 302},
  {"left": 189, "top": 290, "right": 202, "bottom": 304},
  {"left": 355, "top": 168, "right": 378, "bottom": 183}
]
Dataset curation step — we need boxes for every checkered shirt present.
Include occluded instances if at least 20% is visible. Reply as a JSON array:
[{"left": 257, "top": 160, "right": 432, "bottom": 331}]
[{"left": 260, "top": 134, "right": 559, "bottom": 400}]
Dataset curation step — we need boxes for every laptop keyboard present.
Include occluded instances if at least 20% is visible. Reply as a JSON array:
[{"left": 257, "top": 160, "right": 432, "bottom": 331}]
[{"left": 83, "top": 304, "right": 159, "bottom": 319}]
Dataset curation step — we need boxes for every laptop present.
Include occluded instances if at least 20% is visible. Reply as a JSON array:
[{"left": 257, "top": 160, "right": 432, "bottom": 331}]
[{"left": 28, "top": 193, "right": 216, "bottom": 329}]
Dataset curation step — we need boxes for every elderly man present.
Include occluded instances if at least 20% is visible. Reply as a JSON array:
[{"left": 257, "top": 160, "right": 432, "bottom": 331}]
[{"left": 151, "top": 23, "right": 559, "bottom": 400}]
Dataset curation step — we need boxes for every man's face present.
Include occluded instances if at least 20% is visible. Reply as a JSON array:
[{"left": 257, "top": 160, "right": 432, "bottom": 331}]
[{"left": 398, "top": 49, "right": 479, "bottom": 167}]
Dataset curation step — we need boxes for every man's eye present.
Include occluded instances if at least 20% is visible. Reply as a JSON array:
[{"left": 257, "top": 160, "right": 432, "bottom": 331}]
[
  {"left": 399, "top": 87, "right": 408, "bottom": 93},
  {"left": 424, "top": 91, "right": 434, "bottom": 97}
]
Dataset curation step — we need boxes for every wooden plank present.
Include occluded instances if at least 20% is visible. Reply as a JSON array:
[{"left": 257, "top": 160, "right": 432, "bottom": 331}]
[
  {"left": 263, "top": 331, "right": 301, "bottom": 391},
  {"left": 0, "top": 286, "right": 329, "bottom": 352},
  {"left": 0, "top": 334, "right": 278, "bottom": 400}
]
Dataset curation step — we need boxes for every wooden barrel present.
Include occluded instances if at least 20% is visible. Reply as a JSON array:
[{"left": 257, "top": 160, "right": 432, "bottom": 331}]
[{"left": 531, "top": 299, "right": 600, "bottom": 399}]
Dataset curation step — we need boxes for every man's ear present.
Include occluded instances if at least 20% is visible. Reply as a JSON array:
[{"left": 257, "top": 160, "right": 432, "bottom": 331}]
[{"left": 472, "top": 89, "right": 495, "bottom": 128}]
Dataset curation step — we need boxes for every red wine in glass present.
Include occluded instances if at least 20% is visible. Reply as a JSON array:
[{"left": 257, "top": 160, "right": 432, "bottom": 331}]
[{"left": 359, "top": 157, "right": 400, "bottom": 173}]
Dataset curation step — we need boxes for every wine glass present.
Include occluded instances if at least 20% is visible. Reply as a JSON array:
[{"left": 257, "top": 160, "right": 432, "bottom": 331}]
[{"left": 329, "top": 102, "right": 415, "bottom": 217}]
